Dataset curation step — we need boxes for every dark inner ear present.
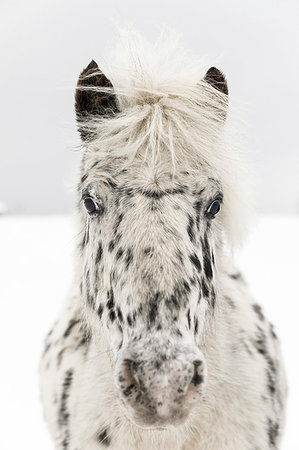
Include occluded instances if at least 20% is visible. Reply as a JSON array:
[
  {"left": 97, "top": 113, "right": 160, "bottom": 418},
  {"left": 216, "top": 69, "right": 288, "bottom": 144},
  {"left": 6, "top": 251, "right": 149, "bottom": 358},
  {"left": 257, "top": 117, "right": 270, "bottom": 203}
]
[
  {"left": 75, "top": 60, "right": 118, "bottom": 141},
  {"left": 204, "top": 67, "right": 228, "bottom": 96}
]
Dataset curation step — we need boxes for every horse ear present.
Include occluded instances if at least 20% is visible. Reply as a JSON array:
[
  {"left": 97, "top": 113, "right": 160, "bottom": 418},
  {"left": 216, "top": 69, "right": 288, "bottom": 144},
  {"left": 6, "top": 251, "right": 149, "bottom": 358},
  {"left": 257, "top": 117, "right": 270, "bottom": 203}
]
[
  {"left": 203, "top": 67, "right": 228, "bottom": 96},
  {"left": 75, "top": 60, "right": 118, "bottom": 141}
]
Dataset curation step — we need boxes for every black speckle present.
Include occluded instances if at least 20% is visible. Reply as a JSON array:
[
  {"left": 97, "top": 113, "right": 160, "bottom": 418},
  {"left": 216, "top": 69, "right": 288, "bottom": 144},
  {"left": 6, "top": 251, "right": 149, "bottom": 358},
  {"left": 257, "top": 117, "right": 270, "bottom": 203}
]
[
  {"left": 107, "top": 179, "right": 117, "bottom": 189},
  {"left": 202, "top": 233, "right": 210, "bottom": 256},
  {"left": 43, "top": 342, "right": 51, "bottom": 356},
  {"left": 98, "top": 304, "right": 104, "bottom": 319},
  {"left": 107, "top": 289, "right": 114, "bottom": 310},
  {"left": 252, "top": 304, "right": 265, "bottom": 321},
  {"left": 109, "top": 310, "right": 116, "bottom": 323},
  {"left": 267, "top": 369, "right": 276, "bottom": 395},
  {"left": 80, "top": 173, "right": 88, "bottom": 184},
  {"left": 202, "top": 279, "right": 209, "bottom": 298},
  {"left": 210, "top": 286, "right": 216, "bottom": 309},
  {"left": 194, "top": 318, "right": 199, "bottom": 334},
  {"left": 154, "top": 360, "right": 162, "bottom": 370},
  {"left": 175, "top": 328, "right": 182, "bottom": 337},
  {"left": 116, "top": 247, "right": 124, "bottom": 260},
  {"left": 187, "top": 215, "right": 195, "bottom": 243},
  {"left": 57, "top": 348, "right": 65, "bottom": 368},
  {"left": 86, "top": 289, "right": 95, "bottom": 309},
  {"left": 190, "top": 253, "right": 201, "bottom": 272},
  {"left": 211, "top": 251, "right": 215, "bottom": 265},
  {"left": 127, "top": 314, "right": 133, "bottom": 327},
  {"left": 108, "top": 240, "right": 115, "bottom": 252},
  {"left": 225, "top": 295, "right": 236, "bottom": 309},
  {"left": 165, "top": 294, "right": 180, "bottom": 310},
  {"left": 125, "top": 248, "right": 133, "bottom": 268},
  {"left": 254, "top": 326, "right": 267, "bottom": 356},
  {"left": 203, "top": 254, "right": 213, "bottom": 279},
  {"left": 230, "top": 272, "right": 242, "bottom": 281},
  {"left": 254, "top": 326, "right": 277, "bottom": 397},
  {"left": 108, "top": 233, "right": 121, "bottom": 252},
  {"left": 63, "top": 319, "right": 80, "bottom": 339},
  {"left": 194, "top": 199, "right": 203, "bottom": 224},
  {"left": 95, "top": 242, "right": 103, "bottom": 264},
  {"left": 268, "top": 418, "right": 279, "bottom": 447},
  {"left": 148, "top": 292, "right": 161, "bottom": 324},
  {"left": 58, "top": 369, "right": 74, "bottom": 448},
  {"left": 114, "top": 213, "right": 123, "bottom": 233},
  {"left": 76, "top": 334, "right": 89, "bottom": 351},
  {"left": 117, "top": 307, "right": 123, "bottom": 323},
  {"left": 82, "top": 229, "right": 89, "bottom": 247},
  {"left": 97, "top": 428, "right": 111, "bottom": 446},
  {"left": 183, "top": 280, "right": 191, "bottom": 293},
  {"left": 270, "top": 323, "right": 278, "bottom": 340}
]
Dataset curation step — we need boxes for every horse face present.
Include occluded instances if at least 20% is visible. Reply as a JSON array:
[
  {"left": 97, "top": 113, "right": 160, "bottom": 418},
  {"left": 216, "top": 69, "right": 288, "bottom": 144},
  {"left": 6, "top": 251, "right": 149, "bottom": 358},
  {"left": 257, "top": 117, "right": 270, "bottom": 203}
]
[
  {"left": 78, "top": 162, "right": 222, "bottom": 427},
  {"left": 75, "top": 60, "right": 227, "bottom": 427}
]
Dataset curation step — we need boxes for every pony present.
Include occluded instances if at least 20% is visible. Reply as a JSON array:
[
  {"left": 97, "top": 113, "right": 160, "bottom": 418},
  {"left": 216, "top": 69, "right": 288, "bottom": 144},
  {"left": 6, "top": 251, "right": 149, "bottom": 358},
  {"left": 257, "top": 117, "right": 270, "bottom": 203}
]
[{"left": 40, "top": 31, "right": 287, "bottom": 449}]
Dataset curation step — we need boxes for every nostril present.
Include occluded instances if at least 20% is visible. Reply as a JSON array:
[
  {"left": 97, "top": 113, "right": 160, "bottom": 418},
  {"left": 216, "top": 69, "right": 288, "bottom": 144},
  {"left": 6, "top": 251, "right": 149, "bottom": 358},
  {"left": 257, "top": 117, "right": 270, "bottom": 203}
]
[
  {"left": 117, "top": 358, "right": 143, "bottom": 400},
  {"left": 185, "top": 359, "right": 205, "bottom": 405},
  {"left": 191, "top": 360, "right": 204, "bottom": 386}
]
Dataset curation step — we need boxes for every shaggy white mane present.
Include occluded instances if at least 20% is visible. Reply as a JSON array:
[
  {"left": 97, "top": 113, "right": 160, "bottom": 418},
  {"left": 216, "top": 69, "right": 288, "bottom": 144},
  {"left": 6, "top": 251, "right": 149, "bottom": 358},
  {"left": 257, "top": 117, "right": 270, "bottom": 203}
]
[{"left": 78, "top": 30, "right": 252, "bottom": 248}]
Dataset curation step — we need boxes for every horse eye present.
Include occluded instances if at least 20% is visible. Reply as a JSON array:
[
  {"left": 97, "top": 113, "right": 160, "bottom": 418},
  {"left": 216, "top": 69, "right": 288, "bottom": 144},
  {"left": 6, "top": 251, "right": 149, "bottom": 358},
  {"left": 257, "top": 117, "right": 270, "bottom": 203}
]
[
  {"left": 83, "top": 196, "right": 103, "bottom": 215},
  {"left": 206, "top": 199, "right": 221, "bottom": 218}
]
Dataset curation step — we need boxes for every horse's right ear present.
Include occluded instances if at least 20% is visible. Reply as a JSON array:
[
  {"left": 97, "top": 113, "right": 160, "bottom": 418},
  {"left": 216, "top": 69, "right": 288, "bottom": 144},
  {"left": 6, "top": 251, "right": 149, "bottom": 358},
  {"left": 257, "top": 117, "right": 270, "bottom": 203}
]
[{"left": 75, "top": 60, "right": 118, "bottom": 141}]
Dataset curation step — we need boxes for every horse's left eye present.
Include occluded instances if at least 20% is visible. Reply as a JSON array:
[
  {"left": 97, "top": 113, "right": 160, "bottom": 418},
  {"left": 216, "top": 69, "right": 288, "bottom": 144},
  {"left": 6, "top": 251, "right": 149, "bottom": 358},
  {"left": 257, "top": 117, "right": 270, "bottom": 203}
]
[
  {"left": 83, "top": 196, "right": 103, "bottom": 215},
  {"left": 206, "top": 199, "right": 221, "bottom": 218}
]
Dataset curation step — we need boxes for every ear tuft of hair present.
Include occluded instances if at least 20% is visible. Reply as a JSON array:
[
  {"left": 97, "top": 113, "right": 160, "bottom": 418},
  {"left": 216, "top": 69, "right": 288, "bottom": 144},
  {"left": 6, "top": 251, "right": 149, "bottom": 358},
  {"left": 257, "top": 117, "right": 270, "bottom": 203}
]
[
  {"left": 75, "top": 60, "right": 119, "bottom": 141},
  {"left": 204, "top": 67, "right": 228, "bottom": 96}
]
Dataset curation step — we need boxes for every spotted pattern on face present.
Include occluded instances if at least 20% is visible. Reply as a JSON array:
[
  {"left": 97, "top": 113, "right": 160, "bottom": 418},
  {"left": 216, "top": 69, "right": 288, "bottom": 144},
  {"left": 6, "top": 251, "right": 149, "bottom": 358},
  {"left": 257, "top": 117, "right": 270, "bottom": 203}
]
[
  {"left": 78, "top": 165, "right": 222, "bottom": 352},
  {"left": 53, "top": 158, "right": 284, "bottom": 446}
]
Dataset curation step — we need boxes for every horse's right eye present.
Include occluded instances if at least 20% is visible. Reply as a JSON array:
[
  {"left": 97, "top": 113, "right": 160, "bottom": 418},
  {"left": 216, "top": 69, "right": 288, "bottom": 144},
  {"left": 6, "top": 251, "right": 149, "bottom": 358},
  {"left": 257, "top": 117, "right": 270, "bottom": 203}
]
[{"left": 83, "top": 196, "right": 104, "bottom": 215}]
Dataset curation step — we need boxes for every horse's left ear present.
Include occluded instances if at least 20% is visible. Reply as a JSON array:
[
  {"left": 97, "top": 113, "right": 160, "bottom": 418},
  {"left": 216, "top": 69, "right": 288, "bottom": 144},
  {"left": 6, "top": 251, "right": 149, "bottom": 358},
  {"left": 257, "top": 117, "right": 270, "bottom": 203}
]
[
  {"left": 75, "top": 60, "right": 118, "bottom": 141},
  {"left": 203, "top": 67, "right": 228, "bottom": 96}
]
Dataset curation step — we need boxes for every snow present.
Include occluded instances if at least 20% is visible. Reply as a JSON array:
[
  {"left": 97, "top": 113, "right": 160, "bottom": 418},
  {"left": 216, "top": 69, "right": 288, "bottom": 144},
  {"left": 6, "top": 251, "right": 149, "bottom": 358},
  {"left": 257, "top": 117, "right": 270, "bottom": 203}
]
[{"left": 0, "top": 215, "right": 298, "bottom": 449}]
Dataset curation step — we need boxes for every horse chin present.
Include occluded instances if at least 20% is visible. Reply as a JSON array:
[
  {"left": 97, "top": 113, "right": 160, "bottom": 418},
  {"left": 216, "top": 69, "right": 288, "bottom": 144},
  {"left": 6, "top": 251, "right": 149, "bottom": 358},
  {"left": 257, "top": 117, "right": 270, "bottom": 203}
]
[
  {"left": 125, "top": 414, "right": 175, "bottom": 431},
  {"left": 129, "top": 420, "right": 170, "bottom": 431},
  {"left": 122, "top": 405, "right": 189, "bottom": 431}
]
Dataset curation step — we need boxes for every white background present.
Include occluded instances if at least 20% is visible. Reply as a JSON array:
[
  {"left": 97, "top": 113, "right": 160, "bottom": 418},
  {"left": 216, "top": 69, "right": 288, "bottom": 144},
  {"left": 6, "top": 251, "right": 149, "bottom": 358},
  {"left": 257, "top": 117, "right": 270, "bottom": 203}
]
[
  {"left": 0, "top": 216, "right": 298, "bottom": 449},
  {"left": 0, "top": 0, "right": 298, "bottom": 214}
]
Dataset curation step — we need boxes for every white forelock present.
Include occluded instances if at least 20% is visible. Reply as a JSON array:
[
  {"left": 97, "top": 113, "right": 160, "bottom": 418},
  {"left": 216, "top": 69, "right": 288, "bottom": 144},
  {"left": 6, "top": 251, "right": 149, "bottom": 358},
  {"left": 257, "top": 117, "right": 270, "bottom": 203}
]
[{"left": 79, "top": 29, "right": 253, "bottom": 248}]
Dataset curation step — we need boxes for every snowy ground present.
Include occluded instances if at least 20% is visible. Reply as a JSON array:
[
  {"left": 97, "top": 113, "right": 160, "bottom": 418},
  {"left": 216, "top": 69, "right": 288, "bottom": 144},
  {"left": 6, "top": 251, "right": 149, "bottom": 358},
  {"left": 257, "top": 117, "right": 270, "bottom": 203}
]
[{"left": 0, "top": 215, "right": 298, "bottom": 449}]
